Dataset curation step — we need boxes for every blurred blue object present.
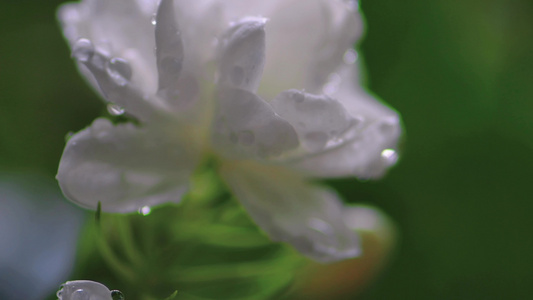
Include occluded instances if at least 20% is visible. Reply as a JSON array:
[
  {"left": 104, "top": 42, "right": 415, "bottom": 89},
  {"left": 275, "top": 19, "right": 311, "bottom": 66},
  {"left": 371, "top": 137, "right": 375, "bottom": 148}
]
[{"left": 0, "top": 174, "right": 84, "bottom": 300}]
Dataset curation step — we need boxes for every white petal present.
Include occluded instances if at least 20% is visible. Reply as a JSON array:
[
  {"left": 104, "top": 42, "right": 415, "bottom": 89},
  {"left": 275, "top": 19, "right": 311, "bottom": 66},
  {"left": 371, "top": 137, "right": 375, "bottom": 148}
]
[
  {"left": 57, "top": 118, "right": 198, "bottom": 213},
  {"left": 57, "top": 280, "right": 112, "bottom": 300},
  {"left": 58, "top": 0, "right": 159, "bottom": 94},
  {"left": 220, "top": 161, "right": 360, "bottom": 263},
  {"left": 271, "top": 90, "right": 355, "bottom": 152},
  {"left": 212, "top": 87, "right": 299, "bottom": 159},
  {"left": 343, "top": 205, "right": 395, "bottom": 239},
  {"left": 155, "top": 0, "right": 184, "bottom": 100},
  {"left": 286, "top": 64, "right": 402, "bottom": 179},
  {"left": 221, "top": 0, "right": 364, "bottom": 99},
  {"left": 217, "top": 17, "right": 267, "bottom": 92},
  {"left": 306, "top": 0, "right": 364, "bottom": 93},
  {"left": 173, "top": 0, "right": 225, "bottom": 78},
  {"left": 71, "top": 39, "right": 162, "bottom": 122}
]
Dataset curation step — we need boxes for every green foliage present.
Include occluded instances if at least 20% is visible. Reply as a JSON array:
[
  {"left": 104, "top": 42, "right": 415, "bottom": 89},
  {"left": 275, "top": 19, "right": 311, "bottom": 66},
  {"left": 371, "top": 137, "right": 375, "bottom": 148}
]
[
  {"left": 163, "top": 291, "right": 178, "bottom": 300},
  {"left": 70, "top": 169, "right": 303, "bottom": 300}
]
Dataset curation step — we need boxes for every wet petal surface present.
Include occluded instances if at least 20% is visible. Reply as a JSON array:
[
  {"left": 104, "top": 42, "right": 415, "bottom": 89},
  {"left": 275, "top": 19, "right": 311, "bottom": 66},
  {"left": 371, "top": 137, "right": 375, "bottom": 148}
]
[{"left": 57, "top": 118, "right": 198, "bottom": 213}]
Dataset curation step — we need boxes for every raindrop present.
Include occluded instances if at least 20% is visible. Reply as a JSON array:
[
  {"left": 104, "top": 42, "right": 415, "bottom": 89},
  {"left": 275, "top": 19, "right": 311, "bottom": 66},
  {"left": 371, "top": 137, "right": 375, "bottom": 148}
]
[
  {"left": 151, "top": 14, "right": 157, "bottom": 25},
  {"left": 56, "top": 286, "right": 64, "bottom": 299},
  {"left": 139, "top": 206, "right": 152, "bottom": 216},
  {"left": 107, "top": 103, "right": 125, "bottom": 116},
  {"left": 343, "top": 49, "right": 358, "bottom": 65},
  {"left": 72, "top": 38, "right": 94, "bottom": 62},
  {"left": 111, "top": 290, "right": 125, "bottom": 300},
  {"left": 71, "top": 289, "right": 90, "bottom": 300},
  {"left": 106, "top": 58, "right": 132, "bottom": 86},
  {"left": 238, "top": 130, "right": 255, "bottom": 145},
  {"left": 381, "top": 149, "right": 399, "bottom": 166}
]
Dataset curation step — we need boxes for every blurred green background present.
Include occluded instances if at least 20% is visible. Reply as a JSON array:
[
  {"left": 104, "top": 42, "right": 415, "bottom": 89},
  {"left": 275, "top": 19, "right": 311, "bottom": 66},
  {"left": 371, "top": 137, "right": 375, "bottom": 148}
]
[{"left": 1, "top": 0, "right": 533, "bottom": 299}]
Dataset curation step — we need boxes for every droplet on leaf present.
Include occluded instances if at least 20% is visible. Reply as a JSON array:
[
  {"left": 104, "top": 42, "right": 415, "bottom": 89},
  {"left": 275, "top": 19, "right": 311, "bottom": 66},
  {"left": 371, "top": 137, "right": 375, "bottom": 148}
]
[
  {"left": 139, "top": 206, "right": 152, "bottom": 216},
  {"left": 381, "top": 149, "right": 398, "bottom": 166},
  {"left": 106, "top": 57, "right": 132, "bottom": 86},
  {"left": 111, "top": 290, "right": 125, "bottom": 300}
]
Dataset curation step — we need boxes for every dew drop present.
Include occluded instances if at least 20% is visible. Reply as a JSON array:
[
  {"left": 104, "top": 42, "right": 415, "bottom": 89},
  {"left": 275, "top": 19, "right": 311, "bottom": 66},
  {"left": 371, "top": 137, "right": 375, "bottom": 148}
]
[
  {"left": 343, "top": 49, "right": 358, "bottom": 65},
  {"left": 72, "top": 38, "right": 94, "bottom": 62},
  {"left": 71, "top": 289, "right": 90, "bottom": 300},
  {"left": 56, "top": 285, "right": 64, "bottom": 299},
  {"left": 107, "top": 103, "right": 125, "bottom": 116},
  {"left": 139, "top": 206, "right": 152, "bottom": 216},
  {"left": 111, "top": 290, "right": 125, "bottom": 300},
  {"left": 381, "top": 148, "right": 399, "bottom": 166},
  {"left": 238, "top": 130, "right": 255, "bottom": 145},
  {"left": 151, "top": 14, "right": 157, "bottom": 25},
  {"left": 106, "top": 58, "right": 132, "bottom": 86}
]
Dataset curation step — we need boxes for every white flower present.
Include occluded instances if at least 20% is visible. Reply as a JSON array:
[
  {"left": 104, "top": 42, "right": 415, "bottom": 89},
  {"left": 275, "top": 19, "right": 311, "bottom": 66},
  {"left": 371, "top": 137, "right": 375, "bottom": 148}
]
[
  {"left": 57, "top": 280, "right": 122, "bottom": 300},
  {"left": 56, "top": 0, "right": 402, "bottom": 262}
]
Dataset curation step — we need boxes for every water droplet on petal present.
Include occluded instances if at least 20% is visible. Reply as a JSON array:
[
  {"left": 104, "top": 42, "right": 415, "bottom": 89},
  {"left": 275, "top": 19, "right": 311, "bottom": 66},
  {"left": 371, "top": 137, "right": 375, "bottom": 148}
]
[
  {"left": 72, "top": 38, "right": 94, "bottom": 62},
  {"left": 56, "top": 285, "right": 64, "bottom": 299},
  {"left": 381, "top": 149, "right": 399, "bottom": 166},
  {"left": 238, "top": 130, "right": 255, "bottom": 145},
  {"left": 107, "top": 103, "right": 125, "bottom": 116},
  {"left": 71, "top": 289, "right": 90, "bottom": 300},
  {"left": 111, "top": 290, "right": 125, "bottom": 300},
  {"left": 106, "top": 57, "right": 132, "bottom": 86},
  {"left": 139, "top": 206, "right": 152, "bottom": 216},
  {"left": 343, "top": 49, "right": 358, "bottom": 65},
  {"left": 151, "top": 14, "right": 157, "bottom": 25}
]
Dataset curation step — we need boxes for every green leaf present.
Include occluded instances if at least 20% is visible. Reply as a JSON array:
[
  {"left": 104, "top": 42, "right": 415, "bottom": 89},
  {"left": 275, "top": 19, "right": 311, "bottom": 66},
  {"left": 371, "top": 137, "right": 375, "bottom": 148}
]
[{"left": 163, "top": 290, "right": 178, "bottom": 300}]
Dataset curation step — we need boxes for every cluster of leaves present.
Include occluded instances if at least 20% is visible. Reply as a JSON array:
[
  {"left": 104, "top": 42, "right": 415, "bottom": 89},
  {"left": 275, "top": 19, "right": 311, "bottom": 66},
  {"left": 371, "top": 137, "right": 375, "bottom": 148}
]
[{"left": 61, "top": 169, "right": 303, "bottom": 300}]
